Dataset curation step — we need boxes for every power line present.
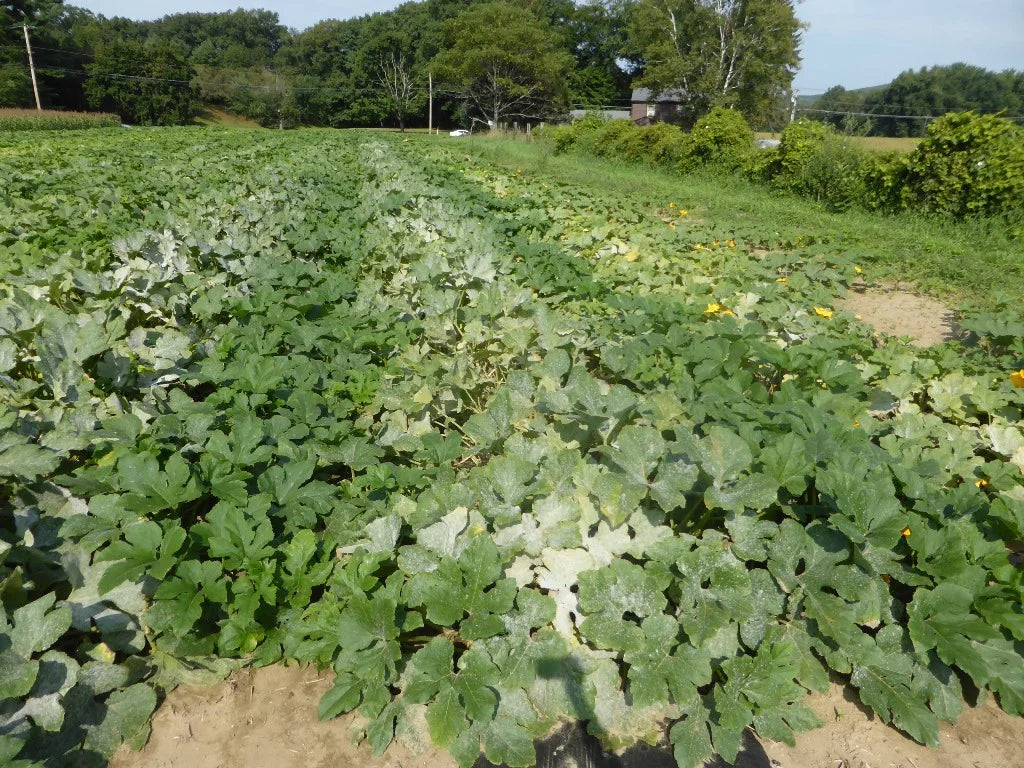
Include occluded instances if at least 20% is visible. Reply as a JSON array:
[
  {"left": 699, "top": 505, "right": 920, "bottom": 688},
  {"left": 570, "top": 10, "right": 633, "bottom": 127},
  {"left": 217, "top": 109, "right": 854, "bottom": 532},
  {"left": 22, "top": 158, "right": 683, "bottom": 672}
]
[
  {"left": 797, "top": 107, "right": 1024, "bottom": 122},
  {"left": 29, "top": 62, "right": 464, "bottom": 98},
  {"left": 802, "top": 97, "right": 1023, "bottom": 112}
]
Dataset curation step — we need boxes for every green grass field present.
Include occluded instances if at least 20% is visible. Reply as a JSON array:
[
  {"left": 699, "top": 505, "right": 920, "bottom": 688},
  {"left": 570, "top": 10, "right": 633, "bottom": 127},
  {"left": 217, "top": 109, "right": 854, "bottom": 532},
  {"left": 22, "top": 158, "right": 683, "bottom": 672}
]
[
  {"left": 452, "top": 135, "right": 1023, "bottom": 311},
  {"left": 755, "top": 132, "right": 920, "bottom": 153},
  {"left": 192, "top": 106, "right": 262, "bottom": 128}
]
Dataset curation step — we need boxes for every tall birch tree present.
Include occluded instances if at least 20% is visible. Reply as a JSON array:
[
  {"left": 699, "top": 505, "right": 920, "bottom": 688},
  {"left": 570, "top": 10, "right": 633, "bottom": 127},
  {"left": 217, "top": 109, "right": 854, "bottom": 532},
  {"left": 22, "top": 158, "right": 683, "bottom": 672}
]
[{"left": 627, "top": 0, "right": 802, "bottom": 125}]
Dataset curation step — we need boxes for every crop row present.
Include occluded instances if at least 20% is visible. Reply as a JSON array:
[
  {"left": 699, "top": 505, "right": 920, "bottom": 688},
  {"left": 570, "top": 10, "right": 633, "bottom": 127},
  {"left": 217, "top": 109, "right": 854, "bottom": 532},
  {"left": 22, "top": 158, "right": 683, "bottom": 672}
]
[{"left": 0, "top": 129, "right": 1022, "bottom": 768}]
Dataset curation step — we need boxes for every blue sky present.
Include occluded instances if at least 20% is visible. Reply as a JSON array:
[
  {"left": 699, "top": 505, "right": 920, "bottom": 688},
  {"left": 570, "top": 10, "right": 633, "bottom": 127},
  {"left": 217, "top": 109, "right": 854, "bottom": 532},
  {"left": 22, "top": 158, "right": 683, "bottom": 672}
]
[{"left": 76, "top": 0, "right": 1024, "bottom": 94}]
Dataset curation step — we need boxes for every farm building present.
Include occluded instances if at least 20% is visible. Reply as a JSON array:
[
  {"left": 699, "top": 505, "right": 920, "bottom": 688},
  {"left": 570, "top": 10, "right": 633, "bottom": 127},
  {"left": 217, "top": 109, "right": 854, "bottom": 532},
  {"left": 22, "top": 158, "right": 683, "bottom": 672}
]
[{"left": 630, "top": 88, "right": 688, "bottom": 124}]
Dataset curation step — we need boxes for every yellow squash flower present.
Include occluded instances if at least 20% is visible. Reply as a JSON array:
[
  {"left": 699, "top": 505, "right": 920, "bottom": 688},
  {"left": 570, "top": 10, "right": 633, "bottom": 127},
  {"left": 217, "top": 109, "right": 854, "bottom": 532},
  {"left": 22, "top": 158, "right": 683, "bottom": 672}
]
[
  {"left": 712, "top": 240, "right": 720, "bottom": 247},
  {"left": 721, "top": 309, "right": 735, "bottom": 317},
  {"left": 668, "top": 221, "right": 676, "bottom": 229},
  {"left": 901, "top": 527, "right": 911, "bottom": 538},
  {"left": 854, "top": 266, "right": 863, "bottom": 275},
  {"left": 1011, "top": 369, "right": 1024, "bottom": 388},
  {"left": 624, "top": 251, "right": 639, "bottom": 263},
  {"left": 679, "top": 209, "right": 688, "bottom": 217},
  {"left": 975, "top": 478, "right": 989, "bottom": 489},
  {"left": 669, "top": 202, "right": 676, "bottom": 208},
  {"left": 813, "top": 307, "right": 834, "bottom": 319},
  {"left": 705, "top": 303, "right": 723, "bottom": 314},
  {"left": 726, "top": 239, "right": 736, "bottom": 248},
  {"left": 776, "top": 277, "right": 787, "bottom": 284}
]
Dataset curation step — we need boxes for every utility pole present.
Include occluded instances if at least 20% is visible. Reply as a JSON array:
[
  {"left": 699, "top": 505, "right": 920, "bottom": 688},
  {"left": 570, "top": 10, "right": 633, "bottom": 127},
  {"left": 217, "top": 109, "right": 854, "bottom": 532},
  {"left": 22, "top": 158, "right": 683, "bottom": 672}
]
[
  {"left": 428, "top": 71, "right": 433, "bottom": 135},
  {"left": 23, "top": 25, "right": 42, "bottom": 111}
]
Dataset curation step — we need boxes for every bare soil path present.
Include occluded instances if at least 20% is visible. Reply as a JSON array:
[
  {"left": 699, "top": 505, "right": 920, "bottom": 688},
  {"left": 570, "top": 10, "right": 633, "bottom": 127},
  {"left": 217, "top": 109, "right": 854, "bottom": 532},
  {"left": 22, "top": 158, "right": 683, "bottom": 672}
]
[{"left": 110, "top": 665, "right": 1024, "bottom": 768}]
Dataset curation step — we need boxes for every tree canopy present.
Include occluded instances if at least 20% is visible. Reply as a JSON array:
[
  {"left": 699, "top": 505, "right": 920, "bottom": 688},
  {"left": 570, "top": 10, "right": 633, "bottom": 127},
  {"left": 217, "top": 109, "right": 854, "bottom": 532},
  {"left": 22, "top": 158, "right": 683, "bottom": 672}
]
[
  {"left": 3, "top": 0, "right": 1020, "bottom": 135},
  {"left": 627, "top": 0, "right": 802, "bottom": 126},
  {"left": 432, "top": 2, "right": 573, "bottom": 126},
  {"left": 808, "top": 64, "right": 1024, "bottom": 137}
]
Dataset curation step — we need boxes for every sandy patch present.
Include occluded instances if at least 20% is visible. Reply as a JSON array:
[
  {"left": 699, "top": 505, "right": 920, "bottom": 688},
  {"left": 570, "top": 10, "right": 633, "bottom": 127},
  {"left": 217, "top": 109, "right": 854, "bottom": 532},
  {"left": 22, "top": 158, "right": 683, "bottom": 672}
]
[
  {"left": 759, "top": 682, "right": 1024, "bottom": 768},
  {"left": 110, "top": 667, "right": 1024, "bottom": 768},
  {"left": 838, "top": 285, "right": 956, "bottom": 347},
  {"left": 108, "top": 664, "right": 457, "bottom": 768}
]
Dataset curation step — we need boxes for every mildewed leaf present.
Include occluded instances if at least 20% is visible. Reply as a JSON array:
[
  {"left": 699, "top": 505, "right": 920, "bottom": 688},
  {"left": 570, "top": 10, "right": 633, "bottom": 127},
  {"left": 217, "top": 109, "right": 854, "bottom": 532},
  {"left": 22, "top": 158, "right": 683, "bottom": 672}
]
[
  {"left": 0, "top": 443, "right": 61, "bottom": 479},
  {"left": 625, "top": 614, "right": 712, "bottom": 707},
  {"left": 83, "top": 683, "right": 158, "bottom": 756},
  {"left": 9, "top": 593, "right": 72, "bottom": 658}
]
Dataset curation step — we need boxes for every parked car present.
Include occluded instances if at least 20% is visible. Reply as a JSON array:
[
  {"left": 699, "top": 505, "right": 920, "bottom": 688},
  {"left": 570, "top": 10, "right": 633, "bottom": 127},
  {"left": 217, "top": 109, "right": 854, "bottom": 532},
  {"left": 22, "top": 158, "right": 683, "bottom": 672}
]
[{"left": 449, "top": 129, "right": 470, "bottom": 137}]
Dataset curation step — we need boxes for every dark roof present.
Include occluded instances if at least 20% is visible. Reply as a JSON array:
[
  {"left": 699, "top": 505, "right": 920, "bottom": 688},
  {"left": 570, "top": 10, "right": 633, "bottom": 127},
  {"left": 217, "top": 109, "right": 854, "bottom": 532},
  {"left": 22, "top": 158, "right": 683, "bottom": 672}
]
[{"left": 631, "top": 87, "right": 688, "bottom": 103}]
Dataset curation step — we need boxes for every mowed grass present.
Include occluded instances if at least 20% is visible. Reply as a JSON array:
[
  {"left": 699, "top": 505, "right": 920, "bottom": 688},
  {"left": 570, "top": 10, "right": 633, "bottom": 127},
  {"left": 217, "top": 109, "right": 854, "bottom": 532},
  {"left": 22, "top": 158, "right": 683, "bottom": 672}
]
[
  {"left": 755, "top": 132, "right": 920, "bottom": 153},
  {"left": 444, "top": 135, "right": 1023, "bottom": 312},
  {"left": 193, "top": 106, "right": 262, "bottom": 128}
]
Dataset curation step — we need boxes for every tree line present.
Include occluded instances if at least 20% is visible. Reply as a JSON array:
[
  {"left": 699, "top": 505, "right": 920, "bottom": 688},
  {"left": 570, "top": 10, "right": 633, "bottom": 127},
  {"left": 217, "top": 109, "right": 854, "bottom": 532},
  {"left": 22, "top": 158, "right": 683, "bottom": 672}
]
[
  {"left": 808, "top": 63, "right": 1024, "bottom": 138},
  {"left": 2, "top": 0, "right": 809, "bottom": 130}
]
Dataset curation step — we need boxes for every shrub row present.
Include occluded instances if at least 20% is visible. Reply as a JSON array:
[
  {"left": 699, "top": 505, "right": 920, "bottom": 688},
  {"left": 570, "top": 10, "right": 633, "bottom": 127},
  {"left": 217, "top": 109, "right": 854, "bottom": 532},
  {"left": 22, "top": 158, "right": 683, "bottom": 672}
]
[
  {"left": 545, "top": 110, "right": 1024, "bottom": 222},
  {"left": 550, "top": 108, "right": 753, "bottom": 173},
  {"left": 0, "top": 108, "right": 121, "bottom": 131}
]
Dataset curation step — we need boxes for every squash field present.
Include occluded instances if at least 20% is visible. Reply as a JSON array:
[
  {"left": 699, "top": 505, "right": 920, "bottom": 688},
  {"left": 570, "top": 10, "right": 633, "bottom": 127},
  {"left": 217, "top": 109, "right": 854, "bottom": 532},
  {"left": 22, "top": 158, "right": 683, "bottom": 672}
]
[{"left": 1, "top": 128, "right": 1023, "bottom": 768}]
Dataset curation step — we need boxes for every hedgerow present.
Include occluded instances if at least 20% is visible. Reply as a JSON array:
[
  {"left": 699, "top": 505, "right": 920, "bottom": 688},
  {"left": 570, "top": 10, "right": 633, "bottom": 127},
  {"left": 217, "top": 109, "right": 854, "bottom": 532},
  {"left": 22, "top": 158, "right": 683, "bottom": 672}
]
[{"left": 548, "top": 111, "right": 1024, "bottom": 222}]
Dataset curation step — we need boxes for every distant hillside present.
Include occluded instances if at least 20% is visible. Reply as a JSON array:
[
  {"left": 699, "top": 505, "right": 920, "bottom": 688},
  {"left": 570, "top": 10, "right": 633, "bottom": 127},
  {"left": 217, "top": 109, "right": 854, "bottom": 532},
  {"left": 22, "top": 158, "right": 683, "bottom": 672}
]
[
  {"left": 800, "top": 64, "right": 1024, "bottom": 137},
  {"left": 798, "top": 84, "right": 885, "bottom": 106}
]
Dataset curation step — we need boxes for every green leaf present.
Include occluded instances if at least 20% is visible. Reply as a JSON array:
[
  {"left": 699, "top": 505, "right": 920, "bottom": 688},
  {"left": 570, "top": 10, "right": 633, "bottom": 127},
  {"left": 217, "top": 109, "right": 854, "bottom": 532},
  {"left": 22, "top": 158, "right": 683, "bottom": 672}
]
[
  {"left": 404, "top": 536, "right": 516, "bottom": 639},
  {"left": 0, "top": 651, "right": 38, "bottom": 699},
  {"left": 366, "top": 700, "right": 400, "bottom": 755},
  {"left": 767, "top": 520, "right": 876, "bottom": 647},
  {"left": 675, "top": 536, "right": 753, "bottom": 645},
  {"left": 760, "top": 433, "right": 812, "bottom": 495},
  {"left": 705, "top": 472, "right": 778, "bottom": 513},
  {"left": 338, "top": 593, "right": 399, "bottom": 651},
  {"left": 0, "top": 443, "right": 60, "bottom": 479},
  {"left": 578, "top": 559, "right": 668, "bottom": 651},
  {"left": 595, "top": 425, "right": 665, "bottom": 487},
  {"left": 649, "top": 455, "right": 699, "bottom": 512},
  {"left": 405, "top": 637, "right": 455, "bottom": 702},
  {"left": 117, "top": 452, "right": 202, "bottom": 514},
  {"left": 851, "top": 662, "right": 940, "bottom": 746},
  {"left": 318, "top": 674, "right": 362, "bottom": 720},
  {"left": 625, "top": 614, "right": 712, "bottom": 707},
  {"left": 201, "top": 496, "right": 276, "bottom": 570},
  {"left": 698, "top": 427, "right": 752, "bottom": 482},
  {"left": 96, "top": 521, "right": 186, "bottom": 594},
  {"left": 425, "top": 686, "right": 467, "bottom": 748},
  {"left": 669, "top": 699, "right": 714, "bottom": 768},
  {"left": 482, "top": 715, "right": 536, "bottom": 767},
  {"left": 454, "top": 645, "right": 499, "bottom": 721},
  {"left": 907, "top": 584, "right": 1002, "bottom": 687},
  {"left": 257, "top": 454, "right": 316, "bottom": 505}
]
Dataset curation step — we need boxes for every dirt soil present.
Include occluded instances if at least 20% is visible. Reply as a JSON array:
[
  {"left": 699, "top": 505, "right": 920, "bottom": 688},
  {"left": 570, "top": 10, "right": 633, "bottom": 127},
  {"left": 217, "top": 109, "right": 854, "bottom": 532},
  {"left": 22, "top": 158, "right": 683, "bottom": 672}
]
[
  {"left": 838, "top": 284, "right": 957, "bottom": 347},
  {"left": 110, "top": 664, "right": 1024, "bottom": 768},
  {"left": 108, "top": 664, "right": 456, "bottom": 768}
]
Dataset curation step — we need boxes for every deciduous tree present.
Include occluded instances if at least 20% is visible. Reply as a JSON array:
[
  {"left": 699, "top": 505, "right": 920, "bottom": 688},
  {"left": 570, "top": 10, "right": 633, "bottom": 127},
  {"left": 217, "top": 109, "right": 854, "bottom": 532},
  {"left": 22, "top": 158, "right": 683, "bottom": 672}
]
[
  {"left": 627, "top": 0, "right": 801, "bottom": 126},
  {"left": 432, "top": 2, "right": 573, "bottom": 127}
]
